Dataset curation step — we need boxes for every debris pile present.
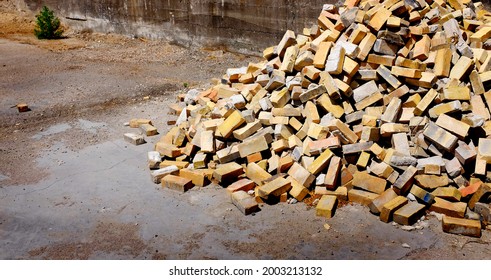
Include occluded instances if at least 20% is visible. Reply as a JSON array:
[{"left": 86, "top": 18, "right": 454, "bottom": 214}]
[{"left": 128, "top": 0, "right": 491, "bottom": 238}]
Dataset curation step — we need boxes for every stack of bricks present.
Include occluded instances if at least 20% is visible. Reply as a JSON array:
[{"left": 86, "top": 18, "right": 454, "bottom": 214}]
[{"left": 144, "top": 0, "right": 491, "bottom": 238}]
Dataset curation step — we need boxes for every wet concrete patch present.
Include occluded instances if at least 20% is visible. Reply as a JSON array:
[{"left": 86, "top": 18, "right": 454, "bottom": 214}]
[{"left": 32, "top": 123, "right": 72, "bottom": 140}]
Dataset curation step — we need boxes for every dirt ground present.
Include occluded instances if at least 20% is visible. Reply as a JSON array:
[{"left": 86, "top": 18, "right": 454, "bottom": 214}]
[{"left": 1, "top": 6, "right": 491, "bottom": 260}]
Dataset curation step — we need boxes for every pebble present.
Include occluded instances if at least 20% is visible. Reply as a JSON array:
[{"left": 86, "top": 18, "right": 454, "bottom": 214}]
[
  {"left": 401, "top": 225, "right": 416, "bottom": 231},
  {"left": 429, "top": 211, "right": 444, "bottom": 221},
  {"left": 402, "top": 243, "right": 411, "bottom": 248},
  {"left": 407, "top": 193, "right": 417, "bottom": 201},
  {"left": 324, "top": 224, "right": 331, "bottom": 230},
  {"left": 247, "top": 190, "right": 255, "bottom": 195},
  {"left": 290, "top": 198, "right": 298, "bottom": 204}
]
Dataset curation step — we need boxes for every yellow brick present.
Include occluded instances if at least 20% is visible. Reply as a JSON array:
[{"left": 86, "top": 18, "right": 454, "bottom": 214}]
[
  {"left": 380, "top": 196, "right": 408, "bottom": 223},
  {"left": 307, "top": 149, "right": 334, "bottom": 175},
  {"left": 316, "top": 195, "right": 338, "bottom": 218},
  {"left": 257, "top": 177, "right": 292, "bottom": 199},
  {"left": 313, "top": 42, "right": 332, "bottom": 69},
  {"left": 442, "top": 215, "right": 482, "bottom": 237},
  {"left": 217, "top": 110, "right": 245, "bottom": 138},
  {"left": 449, "top": 56, "right": 474, "bottom": 80}
]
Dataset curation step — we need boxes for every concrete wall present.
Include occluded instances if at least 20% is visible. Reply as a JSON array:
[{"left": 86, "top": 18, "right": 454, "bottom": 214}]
[{"left": 19, "top": 0, "right": 334, "bottom": 53}]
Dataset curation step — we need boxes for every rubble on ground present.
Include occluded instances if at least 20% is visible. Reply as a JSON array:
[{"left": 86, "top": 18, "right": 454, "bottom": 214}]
[{"left": 127, "top": 0, "right": 491, "bottom": 238}]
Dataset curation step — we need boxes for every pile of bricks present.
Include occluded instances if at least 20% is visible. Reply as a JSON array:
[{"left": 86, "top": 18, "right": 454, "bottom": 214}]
[{"left": 133, "top": 0, "right": 491, "bottom": 238}]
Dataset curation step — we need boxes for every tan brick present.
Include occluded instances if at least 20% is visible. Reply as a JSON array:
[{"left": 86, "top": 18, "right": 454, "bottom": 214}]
[
  {"left": 470, "top": 70, "right": 485, "bottom": 95},
  {"left": 325, "top": 45, "right": 345, "bottom": 75},
  {"left": 246, "top": 162, "right": 272, "bottom": 185},
  {"left": 179, "top": 168, "right": 211, "bottom": 187},
  {"left": 307, "top": 149, "right": 334, "bottom": 175},
  {"left": 288, "top": 162, "right": 315, "bottom": 188},
  {"left": 381, "top": 98, "right": 401, "bottom": 123},
  {"left": 328, "top": 119, "right": 359, "bottom": 144},
  {"left": 413, "top": 35, "right": 431, "bottom": 60},
  {"left": 357, "top": 33, "right": 377, "bottom": 61},
  {"left": 308, "top": 137, "right": 341, "bottom": 155},
  {"left": 313, "top": 41, "right": 332, "bottom": 69},
  {"left": 369, "top": 188, "right": 398, "bottom": 215},
  {"left": 233, "top": 120, "right": 262, "bottom": 141},
  {"left": 289, "top": 177, "right": 310, "bottom": 201},
  {"left": 150, "top": 166, "right": 180, "bottom": 184},
  {"left": 124, "top": 133, "right": 145, "bottom": 146},
  {"left": 392, "top": 133, "right": 410, "bottom": 156},
  {"left": 391, "top": 66, "right": 422, "bottom": 79},
  {"left": 352, "top": 80, "right": 379, "bottom": 103},
  {"left": 352, "top": 171, "right": 387, "bottom": 194},
  {"left": 227, "top": 178, "right": 256, "bottom": 193},
  {"left": 342, "top": 141, "right": 374, "bottom": 155},
  {"left": 368, "top": 7, "right": 391, "bottom": 31},
  {"left": 380, "top": 196, "right": 408, "bottom": 223},
  {"left": 316, "top": 195, "right": 338, "bottom": 218},
  {"left": 317, "top": 94, "right": 344, "bottom": 118},
  {"left": 410, "top": 185, "right": 435, "bottom": 205},
  {"left": 280, "top": 45, "right": 299, "bottom": 73},
  {"left": 393, "top": 166, "right": 418, "bottom": 195},
  {"left": 257, "top": 177, "right": 292, "bottom": 199},
  {"left": 216, "top": 144, "right": 240, "bottom": 164},
  {"left": 299, "top": 85, "right": 326, "bottom": 103},
  {"left": 393, "top": 202, "right": 426, "bottom": 225},
  {"left": 139, "top": 123, "right": 158, "bottom": 136},
  {"left": 468, "top": 184, "right": 491, "bottom": 210},
  {"left": 294, "top": 51, "right": 315, "bottom": 72},
  {"left": 155, "top": 142, "right": 182, "bottom": 158},
  {"left": 369, "top": 161, "right": 393, "bottom": 179},
  {"left": 378, "top": 65, "right": 401, "bottom": 88},
  {"left": 160, "top": 160, "right": 189, "bottom": 170},
  {"left": 423, "top": 122, "right": 459, "bottom": 152},
  {"left": 443, "top": 86, "right": 471, "bottom": 101},
  {"left": 432, "top": 187, "right": 462, "bottom": 202},
  {"left": 348, "top": 189, "right": 380, "bottom": 206},
  {"left": 380, "top": 123, "right": 410, "bottom": 137},
  {"left": 442, "top": 216, "right": 482, "bottom": 237},
  {"left": 270, "top": 87, "right": 291, "bottom": 107},
  {"left": 315, "top": 186, "right": 348, "bottom": 200},
  {"left": 367, "top": 54, "right": 395, "bottom": 67},
  {"left": 449, "top": 56, "right": 474, "bottom": 80},
  {"left": 428, "top": 101, "right": 462, "bottom": 119},
  {"left": 275, "top": 30, "right": 296, "bottom": 58},
  {"left": 430, "top": 197, "right": 466, "bottom": 218},
  {"left": 435, "top": 114, "right": 470, "bottom": 140},
  {"left": 238, "top": 135, "right": 269, "bottom": 158},
  {"left": 217, "top": 110, "right": 245, "bottom": 139},
  {"left": 231, "top": 191, "right": 259, "bottom": 215},
  {"left": 162, "top": 175, "right": 194, "bottom": 192},
  {"left": 455, "top": 141, "right": 477, "bottom": 165},
  {"left": 355, "top": 92, "right": 383, "bottom": 110},
  {"left": 130, "top": 118, "right": 152, "bottom": 128},
  {"left": 324, "top": 156, "right": 342, "bottom": 189},
  {"left": 470, "top": 26, "right": 491, "bottom": 43},
  {"left": 307, "top": 123, "right": 329, "bottom": 140},
  {"left": 356, "top": 151, "right": 371, "bottom": 168},
  {"left": 213, "top": 162, "right": 244, "bottom": 185}
]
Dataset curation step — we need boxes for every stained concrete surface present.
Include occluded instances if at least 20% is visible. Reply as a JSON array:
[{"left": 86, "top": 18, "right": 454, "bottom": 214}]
[{"left": 1, "top": 119, "right": 490, "bottom": 259}]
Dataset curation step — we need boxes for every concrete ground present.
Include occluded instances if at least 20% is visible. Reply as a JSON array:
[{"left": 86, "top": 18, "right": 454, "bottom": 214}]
[{"left": 1, "top": 15, "right": 491, "bottom": 259}]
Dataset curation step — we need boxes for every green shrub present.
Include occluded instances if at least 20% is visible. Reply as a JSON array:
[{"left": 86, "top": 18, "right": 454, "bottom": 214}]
[{"left": 34, "top": 6, "right": 63, "bottom": 39}]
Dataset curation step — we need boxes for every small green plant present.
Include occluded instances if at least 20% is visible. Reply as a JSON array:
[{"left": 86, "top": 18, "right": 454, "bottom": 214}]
[
  {"left": 34, "top": 6, "right": 63, "bottom": 39},
  {"left": 183, "top": 82, "right": 189, "bottom": 88}
]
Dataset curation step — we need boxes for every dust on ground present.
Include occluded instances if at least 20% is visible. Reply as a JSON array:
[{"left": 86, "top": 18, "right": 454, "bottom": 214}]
[{"left": 0, "top": 6, "right": 254, "bottom": 186}]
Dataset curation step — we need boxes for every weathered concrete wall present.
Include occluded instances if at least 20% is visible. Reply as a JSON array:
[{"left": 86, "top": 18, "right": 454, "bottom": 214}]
[{"left": 18, "top": 0, "right": 334, "bottom": 53}]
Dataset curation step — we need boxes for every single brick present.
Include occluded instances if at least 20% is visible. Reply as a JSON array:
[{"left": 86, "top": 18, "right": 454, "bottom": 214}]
[
  {"left": 352, "top": 171, "right": 387, "bottom": 194},
  {"left": 442, "top": 216, "right": 482, "bottom": 237},
  {"left": 316, "top": 195, "right": 338, "bottom": 218},
  {"left": 231, "top": 191, "right": 260, "bottom": 215},
  {"left": 429, "top": 197, "right": 466, "bottom": 218},
  {"left": 393, "top": 202, "right": 426, "bottom": 225},
  {"left": 257, "top": 177, "right": 292, "bottom": 199},
  {"left": 162, "top": 175, "right": 194, "bottom": 192}
]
